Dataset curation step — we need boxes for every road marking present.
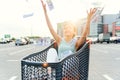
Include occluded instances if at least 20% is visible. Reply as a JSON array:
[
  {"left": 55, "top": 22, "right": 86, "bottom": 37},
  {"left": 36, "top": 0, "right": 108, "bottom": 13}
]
[
  {"left": 91, "top": 48, "right": 108, "bottom": 53},
  {"left": 115, "top": 57, "right": 120, "bottom": 60},
  {"left": 0, "top": 46, "right": 16, "bottom": 52},
  {"left": 107, "top": 46, "right": 120, "bottom": 51},
  {"left": 9, "top": 47, "right": 34, "bottom": 55},
  {"left": 103, "top": 74, "right": 114, "bottom": 80},
  {"left": 9, "top": 76, "right": 17, "bottom": 80},
  {"left": 7, "top": 60, "right": 19, "bottom": 62}
]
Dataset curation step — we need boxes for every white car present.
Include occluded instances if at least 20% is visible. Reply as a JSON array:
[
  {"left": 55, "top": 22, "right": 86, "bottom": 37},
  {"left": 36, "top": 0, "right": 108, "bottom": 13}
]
[
  {"left": 0, "top": 38, "right": 7, "bottom": 44},
  {"left": 15, "top": 38, "right": 27, "bottom": 46},
  {"left": 87, "top": 37, "right": 98, "bottom": 44}
]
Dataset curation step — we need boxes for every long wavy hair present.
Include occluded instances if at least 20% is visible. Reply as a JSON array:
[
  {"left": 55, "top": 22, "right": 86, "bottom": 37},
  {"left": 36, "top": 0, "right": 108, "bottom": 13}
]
[{"left": 62, "top": 21, "right": 77, "bottom": 38}]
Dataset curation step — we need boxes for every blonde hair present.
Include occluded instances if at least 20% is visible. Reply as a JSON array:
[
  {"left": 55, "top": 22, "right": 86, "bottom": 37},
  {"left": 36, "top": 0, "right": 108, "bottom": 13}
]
[{"left": 62, "top": 21, "right": 77, "bottom": 38}]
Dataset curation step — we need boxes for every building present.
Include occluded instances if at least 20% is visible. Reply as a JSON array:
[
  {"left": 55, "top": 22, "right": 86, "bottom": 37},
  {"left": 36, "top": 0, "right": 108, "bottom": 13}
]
[
  {"left": 57, "top": 11, "right": 120, "bottom": 38},
  {"left": 100, "top": 12, "right": 120, "bottom": 36},
  {"left": 89, "top": 10, "right": 120, "bottom": 37},
  {"left": 89, "top": 11, "right": 120, "bottom": 37},
  {"left": 112, "top": 20, "right": 120, "bottom": 36}
]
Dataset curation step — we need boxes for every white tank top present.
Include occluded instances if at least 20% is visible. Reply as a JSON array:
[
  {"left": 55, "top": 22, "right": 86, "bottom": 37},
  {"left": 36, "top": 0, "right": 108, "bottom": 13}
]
[{"left": 58, "top": 38, "right": 77, "bottom": 60}]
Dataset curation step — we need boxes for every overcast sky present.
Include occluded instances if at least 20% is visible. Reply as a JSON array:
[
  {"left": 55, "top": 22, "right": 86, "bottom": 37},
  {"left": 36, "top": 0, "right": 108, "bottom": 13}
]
[{"left": 0, "top": 0, "right": 120, "bottom": 38}]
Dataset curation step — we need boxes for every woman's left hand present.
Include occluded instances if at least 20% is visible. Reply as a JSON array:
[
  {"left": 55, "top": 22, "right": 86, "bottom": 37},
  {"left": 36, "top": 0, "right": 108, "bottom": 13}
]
[{"left": 87, "top": 8, "right": 97, "bottom": 20}]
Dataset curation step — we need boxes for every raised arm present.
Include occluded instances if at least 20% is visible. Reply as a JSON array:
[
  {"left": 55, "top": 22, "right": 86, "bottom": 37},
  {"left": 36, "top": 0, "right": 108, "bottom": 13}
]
[
  {"left": 40, "top": 0, "right": 61, "bottom": 45},
  {"left": 76, "top": 8, "right": 97, "bottom": 50}
]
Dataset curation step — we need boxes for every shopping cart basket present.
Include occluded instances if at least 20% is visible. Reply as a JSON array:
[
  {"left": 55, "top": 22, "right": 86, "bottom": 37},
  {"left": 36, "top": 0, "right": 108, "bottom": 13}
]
[{"left": 21, "top": 41, "right": 90, "bottom": 80}]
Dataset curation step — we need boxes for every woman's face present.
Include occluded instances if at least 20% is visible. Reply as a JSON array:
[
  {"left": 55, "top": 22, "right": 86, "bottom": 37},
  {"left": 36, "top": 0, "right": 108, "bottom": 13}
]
[{"left": 63, "top": 24, "right": 75, "bottom": 37}]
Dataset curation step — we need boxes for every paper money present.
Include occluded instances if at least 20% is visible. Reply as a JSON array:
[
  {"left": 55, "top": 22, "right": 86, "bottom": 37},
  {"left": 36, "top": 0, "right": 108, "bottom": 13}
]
[{"left": 46, "top": 0, "right": 54, "bottom": 11}]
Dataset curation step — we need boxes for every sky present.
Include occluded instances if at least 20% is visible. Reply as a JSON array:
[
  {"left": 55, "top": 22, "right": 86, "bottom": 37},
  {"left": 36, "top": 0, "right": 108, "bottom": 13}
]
[{"left": 0, "top": 0, "right": 120, "bottom": 38}]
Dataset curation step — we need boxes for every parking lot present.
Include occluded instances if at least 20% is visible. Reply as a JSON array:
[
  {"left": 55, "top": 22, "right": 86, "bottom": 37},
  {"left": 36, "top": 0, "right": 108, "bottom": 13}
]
[
  {"left": 0, "top": 42, "right": 120, "bottom": 80},
  {"left": 89, "top": 43, "right": 120, "bottom": 80}
]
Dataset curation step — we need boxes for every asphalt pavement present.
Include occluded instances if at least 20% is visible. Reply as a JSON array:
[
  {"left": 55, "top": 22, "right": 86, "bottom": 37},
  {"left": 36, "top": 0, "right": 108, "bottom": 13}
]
[
  {"left": 89, "top": 43, "right": 120, "bottom": 80},
  {"left": 0, "top": 42, "right": 47, "bottom": 80},
  {"left": 0, "top": 42, "right": 120, "bottom": 80}
]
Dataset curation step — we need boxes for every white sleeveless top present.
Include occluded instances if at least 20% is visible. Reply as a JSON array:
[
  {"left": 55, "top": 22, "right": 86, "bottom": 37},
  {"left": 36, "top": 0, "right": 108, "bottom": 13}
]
[{"left": 58, "top": 38, "right": 77, "bottom": 60}]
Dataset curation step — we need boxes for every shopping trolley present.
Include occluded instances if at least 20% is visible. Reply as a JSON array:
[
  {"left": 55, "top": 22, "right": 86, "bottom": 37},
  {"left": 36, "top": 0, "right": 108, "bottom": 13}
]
[{"left": 21, "top": 41, "right": 90, "bottom": 80}]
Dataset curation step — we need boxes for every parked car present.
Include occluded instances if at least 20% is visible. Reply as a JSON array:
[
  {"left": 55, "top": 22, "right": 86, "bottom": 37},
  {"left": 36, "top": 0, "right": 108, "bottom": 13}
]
[
  {"left": 110, "top": 36, "right": 120, "bottom": 43},
  {"left": 110, "top": 36, "right": 117, "bottom": 43},
  {"left": 92, "top": 37, "right": 98, "bottom": 44},
  {"left": 15, "top": 38, "right": 27, "bottom": 46},
  {"left": 98, "top": 33, "right": 110, "bottom": 44},
  {"left": 87, "top": 37, "right": 98, "bottom": 44},
  {"left": 0, "top": 38, "right": 7, "bottom": 44},
  {"left": 117, "top": 36, "right": 120, "bottom": 43}
]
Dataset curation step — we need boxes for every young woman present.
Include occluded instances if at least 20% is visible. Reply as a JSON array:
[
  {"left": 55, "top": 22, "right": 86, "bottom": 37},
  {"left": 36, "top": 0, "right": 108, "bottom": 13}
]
[{"left": 40, "top": 0, "right": 97, "bottom": 61}]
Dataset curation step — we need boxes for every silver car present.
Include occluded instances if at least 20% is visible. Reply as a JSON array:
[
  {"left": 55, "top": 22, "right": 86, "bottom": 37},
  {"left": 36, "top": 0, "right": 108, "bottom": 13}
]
[{"left": 15, "top": 39, "right": 27, "bottom": 46}]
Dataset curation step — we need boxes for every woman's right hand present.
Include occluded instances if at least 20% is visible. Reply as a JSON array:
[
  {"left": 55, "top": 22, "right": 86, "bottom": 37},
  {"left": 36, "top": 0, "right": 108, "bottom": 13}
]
[
  {"left": 87, "top": 8, "right": 97, "bottom": 20},
  {"left": 41, "top": 0, "right": 47, "bottom": 13},
  {"left": 40, "top": 0, "right": 61, "bottom": 45}
]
